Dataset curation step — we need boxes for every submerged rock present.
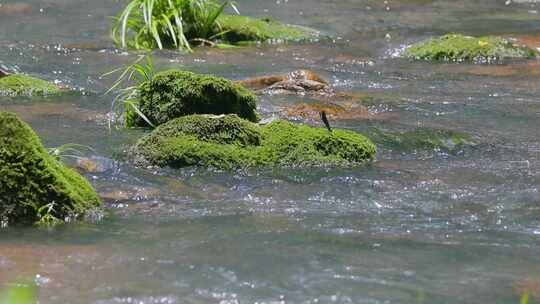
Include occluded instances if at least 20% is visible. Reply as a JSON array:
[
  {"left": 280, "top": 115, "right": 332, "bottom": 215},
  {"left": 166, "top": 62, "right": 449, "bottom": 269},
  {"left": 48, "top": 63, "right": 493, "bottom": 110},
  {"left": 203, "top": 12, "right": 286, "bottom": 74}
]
[
  {"left": 127, "top": 70, "right": 259, "bottom": 127},
  {"left": 514, "top": 35, "right": 540, "bottom": 53},
  {"left": 0, "top": 74, "right": 60, "bottom": 96},
  {"left": 367, "top": 127, "right": 474, "bottom": 154},
  {"left": 237, "top": 69, "right": 334, "bottom": 97},
  {"left": 404, "top": 34, "right": 536, "bottom": 62},
  {"left": 217, "top": 15, "right": 320, "bottom": 44},
  {"left": 466, "top": 60, "right": 540, "bottom": 77},
  {"left": 283, "top": 101, "right": 397, "bottom": 121},
  {"left": 132, "top": 114, "right": 376, "bottom": 170},
  {"left": 0, "top": 3, "right": 32, "bottom": 15},
  {"left": 0, "top": 112, "right": 102, "bottom": 225}
]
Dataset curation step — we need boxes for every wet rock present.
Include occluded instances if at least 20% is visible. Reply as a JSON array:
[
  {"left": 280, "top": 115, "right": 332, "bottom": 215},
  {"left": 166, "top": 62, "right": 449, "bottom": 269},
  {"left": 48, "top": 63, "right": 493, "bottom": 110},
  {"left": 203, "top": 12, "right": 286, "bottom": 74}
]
[
  {"left": 0, "top": 112, "right": 102, "bottom": 225},
  {"left": 75, "top": 158, "right": 99, "bottom": 173},
  {"left": 514, "top": 35, "right": 540, "bottom": 53},
  {"left": 0, "top": 102, "right": 107, "bottom": 125},
  {"left": 0, "top": 3, "right": 32, "bottom": 15},
  {"left": 238, "top": 69, "right": 334, "bottom": 97},
  {"left": 127, "top": 70, "right": 259, "bottom": 127},
  {"left": 367, "top": 127, "right": 475, "bottom": 154},
  {"left": 216, "top": 15, "right": 320, "bottom": 44},
  {"left": 0, "top": 74, "right": 60, "bottom": 96},
  {"left": 404, "top": 34, "right": 536, "bottom": 62},
  {"left": 466, "top": 60, "right": 540, "bottom": 77},
  {"left": 0, "top": 244, "right": 105, "bottom": 287},
  {"left": 277, "top": 91, "right": 400, "bottom": 122},
  {"left": 514, "top": 278, "right": 540, "bottom": 299},
  {"left": 100, "top": 187, "right": 160, "bottom": 203},
  {"left": 131, "top": 114, "right": 376, "bottom": 170},
  {"left": 284, "top": 102, "right": 379, "bottom": 121},
  {"left": 74, "top": 157, "right": 113, "bottom": 174},
  {"left": 466, "top": 65, "right": 518, "bottom": 77}
]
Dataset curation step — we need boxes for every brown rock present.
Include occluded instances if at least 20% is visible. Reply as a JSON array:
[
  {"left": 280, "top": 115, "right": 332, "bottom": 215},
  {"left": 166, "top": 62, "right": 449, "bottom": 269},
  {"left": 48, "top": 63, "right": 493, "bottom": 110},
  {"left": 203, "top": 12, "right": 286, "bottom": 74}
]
[
  {"left": 237, "top": 74, "right": 286, "bottom": 90},
  {"left": 237, "top": 69, "right": 333, "bottom": 96},
  {"left": 100, "top": 188, "right": 160, "bottom": 203},
  {"left": 467, "top": 60, "right": 540, "bottom": 77},
  {"left": 283, "top": 101, "right": 394, "bottom": 121},
  {"left": 74, "top": 158, "right": 99, "bottom": 173},
  {"left": 0, "top": 3, "right": 32, "bottom": 15},
  {"left": 514, "top": 278, "right": 540, "bottom": 298},
  {"left": 514, "top": 35, "right": 540, "bottom": 53}
]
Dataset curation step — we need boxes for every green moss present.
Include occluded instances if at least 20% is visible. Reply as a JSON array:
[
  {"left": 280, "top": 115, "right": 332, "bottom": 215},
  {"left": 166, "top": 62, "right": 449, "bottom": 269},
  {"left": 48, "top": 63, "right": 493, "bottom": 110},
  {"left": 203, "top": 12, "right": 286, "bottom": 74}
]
[
  {"left": 368, "top": 127, "right": 474, "bottom": 153},
  {"left": 357, "top": 95, "right": 402, "bottom": 106},
  {"left": 128, "top": 70, "right": 259, "bottom": 127},
  {"left": 0, "top": 112, "right": 102, "bottom": 225},
  {"left": 404, "top": 34, "right": 536, "bottom": 61},
  {"left": 140, "top": 114, "right": 262, "bottom": 146},
  {"left": 216, "top": 15, "right": 320, "bottom": 44},
  {"left": 0, "top": 74, "right": 60, "bottom": 96},
  {"left": 133, "top": 114, "right": 376, "bottom": 170}
]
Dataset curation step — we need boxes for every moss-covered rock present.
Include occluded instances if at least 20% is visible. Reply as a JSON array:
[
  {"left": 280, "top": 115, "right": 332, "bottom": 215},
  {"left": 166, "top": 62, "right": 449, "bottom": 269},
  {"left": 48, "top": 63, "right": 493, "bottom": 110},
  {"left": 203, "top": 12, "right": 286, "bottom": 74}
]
[
  {"left": 128, "top": 70, "right": 259, "bottom": 127},
  {"left": 367, "top": 127, "right": 474, "bottom": 154},
  {"left": 0, "top": 112, "right": 102, "bottom": 225},
  {"left": 216, "top": 15, "right": 320, "bottom": 44},
  {"left": 404, "top": 34, "right": 536, "bottom": 61},
  {"left": 0, "top": 74, "right": 60, "bottom": 96},
  {"left": 132, "top": 114, "right": 376, "bottom": 170}
]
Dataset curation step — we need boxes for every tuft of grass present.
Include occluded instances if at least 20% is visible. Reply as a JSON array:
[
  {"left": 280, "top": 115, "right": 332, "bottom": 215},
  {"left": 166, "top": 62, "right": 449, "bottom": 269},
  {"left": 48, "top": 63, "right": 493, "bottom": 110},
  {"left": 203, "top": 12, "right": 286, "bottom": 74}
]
[
  {"left": 102, "top": 55, "right": 156, "bottom": 128},
  {"left": 48, "top": 143, "right": 96, "bottom": 162},
  {"left": 35, "top": 202, "right": 63, "bottom": 227},
  {"left": 112, "top": 0, "right": 239, "bottom": 51}
]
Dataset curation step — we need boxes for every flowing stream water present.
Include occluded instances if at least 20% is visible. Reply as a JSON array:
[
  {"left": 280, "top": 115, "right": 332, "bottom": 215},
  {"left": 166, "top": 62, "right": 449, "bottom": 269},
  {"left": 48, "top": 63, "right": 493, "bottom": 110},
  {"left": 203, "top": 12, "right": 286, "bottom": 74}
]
[{"left": 1, "top": 0, "right": 540, "bottom": 303}]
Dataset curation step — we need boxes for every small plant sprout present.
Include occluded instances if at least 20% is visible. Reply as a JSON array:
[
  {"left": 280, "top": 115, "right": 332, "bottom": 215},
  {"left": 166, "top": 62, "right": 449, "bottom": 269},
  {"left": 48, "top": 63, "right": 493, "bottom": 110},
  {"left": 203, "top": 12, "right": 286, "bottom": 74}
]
[
  {"left": 48, "top": 143, "right": 96, "bottom": 162},
  {"left": 102, "top": 54, "right": 156, "bottom": 128},
  {"left": 36, "top": 202, "right": 63, "bottom": 227},
  {"left": 112, "top": 0, "right": 240, "bottom": 51}
]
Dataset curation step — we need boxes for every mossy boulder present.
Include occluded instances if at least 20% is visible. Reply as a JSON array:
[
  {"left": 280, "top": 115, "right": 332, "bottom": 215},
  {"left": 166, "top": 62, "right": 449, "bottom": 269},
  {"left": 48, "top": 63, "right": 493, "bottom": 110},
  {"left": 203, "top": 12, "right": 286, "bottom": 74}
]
[
  {"left": 128, "top": 70, "right": 259, "bottom": 127},
  {"left": 404, "top": 34, "right": 536, "bottom": 61},
  {"left": 0, "top": 74, "right": 60, "bottom": 96},
  {"left": 0, "top": 112, "right": 102, "bottom": 225},
  {"left": 132, "top": 114, "right": 376, "bottom": 170},
  {"left": 367, "top": 127, "right": 474, "bottom": 154},
  {"left": 216, "top": 15, "right": 320, "bottom": 44}
]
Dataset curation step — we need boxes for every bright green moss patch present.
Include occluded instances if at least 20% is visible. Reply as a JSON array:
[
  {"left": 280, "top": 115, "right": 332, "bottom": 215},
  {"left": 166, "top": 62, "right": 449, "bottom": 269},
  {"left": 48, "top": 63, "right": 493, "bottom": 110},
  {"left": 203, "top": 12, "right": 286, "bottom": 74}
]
[
  {"left": 0, "top": 74, "right": 60, "bottom": 96},
  {"left": 140, "top": 114, "right": 262, "bottom": 146},
  {"left": 128, "top": 70, "right": 259, "bottom": 127},
  {"left": 404, "top": 34, "right": 536, "bottom": 61},
  {"left": 368, "top": 127, "right": 474, "bottom": 153},
  {"left": 133, "top": 114, "right": 376, "bottom": 170},
  {"left": 0, "top": 112, "right": 102, "bottom": 226},
  {"left": 216, "top": 15, "right": 320, "bottom": 43}
]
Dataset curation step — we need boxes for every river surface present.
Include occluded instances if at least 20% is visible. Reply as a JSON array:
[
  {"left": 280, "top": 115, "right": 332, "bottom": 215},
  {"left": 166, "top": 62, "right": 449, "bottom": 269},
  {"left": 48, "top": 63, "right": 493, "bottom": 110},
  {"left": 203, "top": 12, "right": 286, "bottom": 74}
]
[{"left": 1, "top": 0, "right": 540, "bottom": 303}]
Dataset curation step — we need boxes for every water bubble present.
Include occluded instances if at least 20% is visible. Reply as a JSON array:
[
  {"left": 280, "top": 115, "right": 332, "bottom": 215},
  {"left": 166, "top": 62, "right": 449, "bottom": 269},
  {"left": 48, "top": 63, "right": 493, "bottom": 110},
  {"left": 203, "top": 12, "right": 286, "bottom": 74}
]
[
  {"left": 1, "top": 217, "right": 8, "bottom": 228},
  {"left": 34, "top": 274, "right": 51, "bottom": 286}
]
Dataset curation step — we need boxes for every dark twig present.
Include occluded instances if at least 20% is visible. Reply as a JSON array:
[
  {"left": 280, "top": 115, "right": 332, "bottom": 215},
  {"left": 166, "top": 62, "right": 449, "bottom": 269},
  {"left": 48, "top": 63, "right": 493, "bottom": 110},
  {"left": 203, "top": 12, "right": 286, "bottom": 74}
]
[
  {"left": 320, "top": 111, "right": 332, "bottom": 132},
  {"left": 0, "top": 68, "right": 9, "bottom": 78}
]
